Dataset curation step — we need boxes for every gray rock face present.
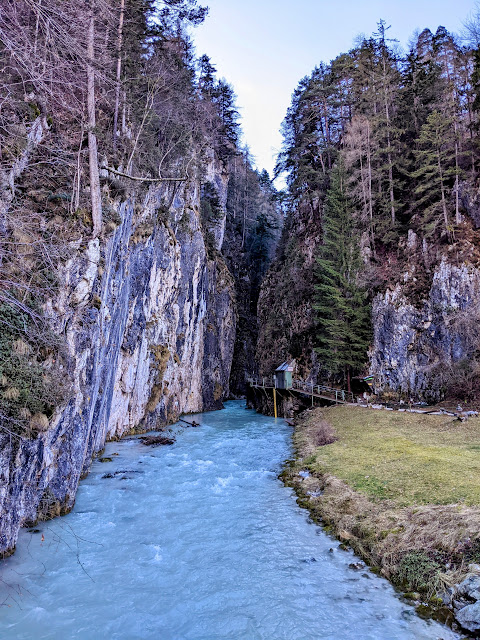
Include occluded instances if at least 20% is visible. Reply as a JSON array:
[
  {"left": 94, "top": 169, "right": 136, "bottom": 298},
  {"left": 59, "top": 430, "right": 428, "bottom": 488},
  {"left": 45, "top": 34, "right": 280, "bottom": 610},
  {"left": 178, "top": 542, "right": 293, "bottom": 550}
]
[
  {"left": 0, "top": 166, "right": 236, "bottom": 555},
  {"left": 455, "top": 601, "right": 480, "bottom": 633},
  {"left": 203, "top": 149, "right": 229, "bottom": 251},
  {"left": 456, "top": 575, "right": 480, "bottom": 601},
  {"left": 371, "top": 259, "right": 480, "bottom": 401}
]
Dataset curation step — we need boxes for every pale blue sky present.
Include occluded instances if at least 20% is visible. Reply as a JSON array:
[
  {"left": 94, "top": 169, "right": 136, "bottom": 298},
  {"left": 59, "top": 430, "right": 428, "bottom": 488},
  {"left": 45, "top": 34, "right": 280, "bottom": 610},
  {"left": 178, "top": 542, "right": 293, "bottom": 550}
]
[{"left": 193, "top": 0, "right": 478, "bottom": 176}]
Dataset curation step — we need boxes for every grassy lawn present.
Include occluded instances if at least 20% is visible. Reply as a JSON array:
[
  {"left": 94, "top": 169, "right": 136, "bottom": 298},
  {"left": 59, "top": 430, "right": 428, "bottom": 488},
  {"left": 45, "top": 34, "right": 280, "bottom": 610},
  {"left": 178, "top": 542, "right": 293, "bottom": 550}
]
[{"left": 301, "top": 406, "right": 480, "bottom": 507}]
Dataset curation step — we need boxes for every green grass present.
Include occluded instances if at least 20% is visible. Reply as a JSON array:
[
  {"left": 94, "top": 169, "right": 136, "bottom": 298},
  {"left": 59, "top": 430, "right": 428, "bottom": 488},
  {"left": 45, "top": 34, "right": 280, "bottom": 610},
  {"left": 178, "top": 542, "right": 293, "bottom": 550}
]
[{"left": 304, "top": 406, "right": 480, "bottom": 506}]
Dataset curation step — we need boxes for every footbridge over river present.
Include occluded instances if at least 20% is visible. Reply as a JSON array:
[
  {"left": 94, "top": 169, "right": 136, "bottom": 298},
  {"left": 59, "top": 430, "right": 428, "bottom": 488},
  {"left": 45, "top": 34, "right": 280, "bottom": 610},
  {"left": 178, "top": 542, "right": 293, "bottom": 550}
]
[{"left": 248, "top": 377, "right": 355, "bottom": 417}]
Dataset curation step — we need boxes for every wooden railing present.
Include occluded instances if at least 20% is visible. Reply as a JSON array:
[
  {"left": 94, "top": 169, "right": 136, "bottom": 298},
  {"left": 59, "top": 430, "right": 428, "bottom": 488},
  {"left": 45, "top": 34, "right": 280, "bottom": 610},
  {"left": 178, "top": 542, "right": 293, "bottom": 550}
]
[{"left": 248, "top": 377, "right": 354, "bottom": 404}]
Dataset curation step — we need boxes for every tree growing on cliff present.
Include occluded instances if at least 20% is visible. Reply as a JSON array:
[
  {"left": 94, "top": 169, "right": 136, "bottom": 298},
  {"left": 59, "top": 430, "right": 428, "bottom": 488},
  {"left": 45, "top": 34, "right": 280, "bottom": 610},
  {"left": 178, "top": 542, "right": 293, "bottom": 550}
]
[
  {"left": 412, "top": 109, "right": 459, "bottom": 238},
  {"left": 198, "top": 54, "right": 217, "bottom": 96},
  {"left": 212, "top": 79, "right": 241, "bottom": 157},
  {"left": 314, "top": 161, "right": 371, "bottom": 390}
]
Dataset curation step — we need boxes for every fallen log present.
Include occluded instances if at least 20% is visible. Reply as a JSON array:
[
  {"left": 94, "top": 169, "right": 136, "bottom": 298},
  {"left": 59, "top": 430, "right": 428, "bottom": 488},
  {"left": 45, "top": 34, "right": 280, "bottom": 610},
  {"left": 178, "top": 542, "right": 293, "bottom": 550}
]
[
  {"left": 179, "top": 418, "right": 200, "bottom": 427},
  {"left": 139, "top": 434, "right": 175, "bottom": 447}
]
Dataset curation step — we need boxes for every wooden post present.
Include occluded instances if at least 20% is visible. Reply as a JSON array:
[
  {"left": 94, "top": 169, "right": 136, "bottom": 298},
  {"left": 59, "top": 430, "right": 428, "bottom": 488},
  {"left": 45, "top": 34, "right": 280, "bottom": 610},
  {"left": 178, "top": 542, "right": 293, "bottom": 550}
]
[{"left": 273, "top": 388, "right": 277, "bottom": 419}]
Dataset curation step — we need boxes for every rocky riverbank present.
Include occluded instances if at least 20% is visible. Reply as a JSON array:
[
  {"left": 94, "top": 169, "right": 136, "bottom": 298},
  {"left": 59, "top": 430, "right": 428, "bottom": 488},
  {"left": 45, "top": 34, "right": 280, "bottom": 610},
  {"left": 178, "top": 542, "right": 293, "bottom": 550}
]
[{"left": 280, "top": 405, "right": 480, "bottom": 637}]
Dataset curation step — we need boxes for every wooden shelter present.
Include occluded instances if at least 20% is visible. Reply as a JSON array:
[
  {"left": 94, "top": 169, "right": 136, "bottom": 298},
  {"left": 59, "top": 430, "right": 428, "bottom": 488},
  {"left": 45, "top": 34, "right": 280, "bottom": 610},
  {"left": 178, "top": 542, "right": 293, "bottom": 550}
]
[{"left": 274, "top": 362, "right": 294, "bottom": 390}]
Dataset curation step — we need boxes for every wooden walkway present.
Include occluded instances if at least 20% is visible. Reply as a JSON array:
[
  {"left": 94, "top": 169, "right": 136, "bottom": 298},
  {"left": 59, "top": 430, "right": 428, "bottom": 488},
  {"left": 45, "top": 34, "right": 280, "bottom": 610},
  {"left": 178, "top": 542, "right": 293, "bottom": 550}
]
[{"left": 248, "top": 377, "right": 354, "bottom": 404}]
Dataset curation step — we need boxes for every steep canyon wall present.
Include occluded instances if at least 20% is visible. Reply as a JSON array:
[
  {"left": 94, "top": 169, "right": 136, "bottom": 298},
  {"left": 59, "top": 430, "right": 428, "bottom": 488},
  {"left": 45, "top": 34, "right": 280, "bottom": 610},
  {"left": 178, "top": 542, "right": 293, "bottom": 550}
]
[{"left": 0, "top": 158, "right": 236, "bottom": 556}]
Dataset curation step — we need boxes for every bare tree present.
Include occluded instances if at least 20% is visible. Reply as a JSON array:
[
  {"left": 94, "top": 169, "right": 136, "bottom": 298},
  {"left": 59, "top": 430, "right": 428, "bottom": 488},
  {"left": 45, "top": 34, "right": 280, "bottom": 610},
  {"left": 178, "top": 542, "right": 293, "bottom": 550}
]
[
  {"left": 0, "top": 0, "right": 115, "bottom": 237},
  {"left": 86, "top": 0, "right": 102, "bottom": 237},
  {"left": 344, "top": 115, "right": 377, "bottom": 256},
  {"left": 112, "top": 0, "right": 125, "bottom": 151}
]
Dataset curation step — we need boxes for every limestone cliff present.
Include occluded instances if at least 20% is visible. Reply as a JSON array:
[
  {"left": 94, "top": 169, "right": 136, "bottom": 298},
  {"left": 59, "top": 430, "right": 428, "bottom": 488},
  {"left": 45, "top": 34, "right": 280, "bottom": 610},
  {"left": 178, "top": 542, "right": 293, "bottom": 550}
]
[
  {"left": 0, "top": 160, "right": 236, "bottom": 556},
  {"left": 371, "top": 258, "right": 480, "bottom": 402}
]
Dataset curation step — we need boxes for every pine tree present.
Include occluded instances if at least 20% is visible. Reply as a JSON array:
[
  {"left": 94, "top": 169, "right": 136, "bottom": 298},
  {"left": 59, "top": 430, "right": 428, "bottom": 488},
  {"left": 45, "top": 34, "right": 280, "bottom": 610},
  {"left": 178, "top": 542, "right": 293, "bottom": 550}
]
[
  {"left": 198, "top": 54, "right": 216, "bottom": 96},
  {"left": 395, "top": 40, "right": 443, "bottom": 222},
  {"left": 412, "top": 109, "right": 459, "bottom": 238},
  {"left": 343, "top": 114, "right": 377, "bottom": 255},
  {"left": 158, "top": 0, "right": 208, "bottom": 32},
  {"left": 374, "top": 20, "right": 401, "bottom": 225},
  {"left": 433, "top": 27, "right": 466, "bottom": 223},
  {"left": 345, "top": 31, "right": 402, "bottom": 235},
  {"left": 314, "top": 161, "right": 370, "bottom": 390},
  {"left": 276, "top": 66, "right": 341, "bottom": 218},
  {"left": 212, "top": 79, "right": 241, "bottom": 156}
]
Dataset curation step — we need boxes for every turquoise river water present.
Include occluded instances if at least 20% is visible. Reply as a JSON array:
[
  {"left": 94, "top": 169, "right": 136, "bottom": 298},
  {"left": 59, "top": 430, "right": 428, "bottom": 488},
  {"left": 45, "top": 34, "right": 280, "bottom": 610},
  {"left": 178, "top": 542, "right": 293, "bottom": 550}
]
[{"left": 0, "top": 401, "right": 460, "bottom": 639}]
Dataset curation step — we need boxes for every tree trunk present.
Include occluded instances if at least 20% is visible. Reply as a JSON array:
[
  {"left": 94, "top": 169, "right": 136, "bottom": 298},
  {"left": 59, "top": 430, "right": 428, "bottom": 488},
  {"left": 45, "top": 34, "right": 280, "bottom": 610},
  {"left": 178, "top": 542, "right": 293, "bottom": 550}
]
[
  {"left": 382, "top": 57, "right": 396, "bottom": 224},
  {"left": 322, "top": 98, "right": 332, "bottom": 169},
  {"left": 454, "top": 138, "right": 461, "bottom": 224},
  {"left": 437, "top": 150, "right": 450, "bottom": 236},
  {"left": 113, "top": 0, "right": 125, "bottom": 151},
  {"left": 71, "top": 122, "right": 84, "bottom": 214},
  {"left": 33, "top": 0, "right": 41, "bottom": 56},
  {"left": 233, "top": 155, "right": 237, "bottom": 219},
  {"left": 121, "top": 90, "right": 127, "bottom": 135},
  {"left": 242, "top": 156, "right": 247, "bottom": 248},
  {"left": 366, "top": 120, "right": 376, "bottom": 257},
  {"left": 465, "top": 73, "right": 476, "bottom": 176},
  {"left": 87, "top": 0, "right": 102, "bottom": 238},
  {"left": 387, "top": 144, "right": 395, "bottom": 224}
]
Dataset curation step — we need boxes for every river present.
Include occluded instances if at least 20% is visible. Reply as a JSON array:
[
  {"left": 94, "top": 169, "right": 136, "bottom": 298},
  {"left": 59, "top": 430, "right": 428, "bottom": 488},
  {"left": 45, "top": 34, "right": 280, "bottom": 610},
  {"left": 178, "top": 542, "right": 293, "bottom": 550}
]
[{"left": 0, "top": 401, "right": 459, "bottom": 639}]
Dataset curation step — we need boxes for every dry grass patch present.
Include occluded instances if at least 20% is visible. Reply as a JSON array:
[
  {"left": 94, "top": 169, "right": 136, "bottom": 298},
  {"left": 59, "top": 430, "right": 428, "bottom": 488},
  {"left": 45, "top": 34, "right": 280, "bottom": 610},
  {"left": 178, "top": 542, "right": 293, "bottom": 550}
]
[
  {"left": 287, "top": 468, "right": 480, "bottom": 595},
  {"left": 294, "top": 409, "right": 338, "bottom": 456}
]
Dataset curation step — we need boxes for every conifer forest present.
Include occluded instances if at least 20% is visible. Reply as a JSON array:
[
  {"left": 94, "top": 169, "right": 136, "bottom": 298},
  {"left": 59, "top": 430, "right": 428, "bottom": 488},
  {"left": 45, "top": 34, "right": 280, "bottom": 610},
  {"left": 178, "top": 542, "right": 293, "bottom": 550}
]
[{"left": 260, "top": 22, "right": 480, "bottom": 397}]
